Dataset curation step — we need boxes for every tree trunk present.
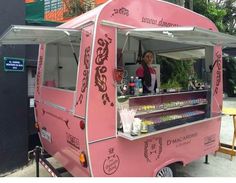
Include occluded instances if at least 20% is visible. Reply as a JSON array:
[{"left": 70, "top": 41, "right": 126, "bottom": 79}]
[
  {"left": 189, "top": 0, "right": 193, "bottom": 10},
  {"left": 176, "top": 0, "right": 185, "bottom": 6}
]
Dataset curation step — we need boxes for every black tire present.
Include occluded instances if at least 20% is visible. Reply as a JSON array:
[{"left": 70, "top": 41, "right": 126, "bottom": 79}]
[{"left": 156, "top": 164, "right": 176, "bottom": 177}]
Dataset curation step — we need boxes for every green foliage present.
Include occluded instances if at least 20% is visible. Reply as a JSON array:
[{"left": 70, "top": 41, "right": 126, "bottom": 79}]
[
  {"left": 192, "top": 0, "right": 236, "bottom": 34},
  {"left": 224, "top": 56, "right": 236, "bottom": 96},
  {"left": 161, "top": 80, "right": 181, "bottom": 89},
  {"left": 63, "top": 0, "right": 86, "bottom": 18},
  {"left": 157, "top": 56, "right": 194, "bottom": 89},
  {"left": 193, "top": 0, "right": 226, "bottom": 31},
  {"left": 63, "top": 0, "right": 96, "bottom": 18},
  {"left": 222, "top": 0, "right": 236, "bottom": 35}
]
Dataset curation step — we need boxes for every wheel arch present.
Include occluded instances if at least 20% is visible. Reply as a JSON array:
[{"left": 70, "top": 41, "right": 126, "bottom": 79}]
[{"left": 153, "top": 158, "right": 185, "bottom": 177}]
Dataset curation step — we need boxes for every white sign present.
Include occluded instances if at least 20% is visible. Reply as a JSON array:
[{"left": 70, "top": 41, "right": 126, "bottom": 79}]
[
  {"left": 30, "top": 98, "right": 34, "bottom": 108},
  {"left": 41, "top": 129, "right": 52, "bottom": 143}
]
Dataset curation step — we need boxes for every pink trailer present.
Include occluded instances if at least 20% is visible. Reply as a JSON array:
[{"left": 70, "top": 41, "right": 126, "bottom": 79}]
[{"left": 1, "top": 0, "right": 236, "bottom": 177}]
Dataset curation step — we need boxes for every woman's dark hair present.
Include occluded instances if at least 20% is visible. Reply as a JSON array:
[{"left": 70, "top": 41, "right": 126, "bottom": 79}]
[{"left": 141, "top": 50, "right": 154, "bottom": 87}]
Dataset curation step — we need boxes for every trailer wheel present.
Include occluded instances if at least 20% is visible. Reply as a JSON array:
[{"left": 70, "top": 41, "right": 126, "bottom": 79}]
[{"left": 156, "top": 165, "right": 175, "bottom": 177}]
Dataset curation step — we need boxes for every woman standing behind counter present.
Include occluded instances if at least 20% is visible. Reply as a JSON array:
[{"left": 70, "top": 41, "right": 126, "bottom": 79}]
[{"left": 136, "top": 50, "right": 157, "bottom": 94}]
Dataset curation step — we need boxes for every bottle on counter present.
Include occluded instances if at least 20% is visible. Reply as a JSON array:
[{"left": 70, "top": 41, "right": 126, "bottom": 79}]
[
  {"left": 138, "top": 79, "right": 143, "bottom": 95},
  {"left": 134, "top": 76, "right": 139, "bottom": 96},
  {"left": 129, "top": 76, "right": 135, "bottom": 95}
]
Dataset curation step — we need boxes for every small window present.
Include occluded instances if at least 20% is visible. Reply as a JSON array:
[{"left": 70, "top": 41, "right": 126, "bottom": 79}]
[
  {"left": 43, "top": 42, "right": 80, "bottom": 91},
  {"left": 44, "top": 0, "right": 63, "bottom": 12}
]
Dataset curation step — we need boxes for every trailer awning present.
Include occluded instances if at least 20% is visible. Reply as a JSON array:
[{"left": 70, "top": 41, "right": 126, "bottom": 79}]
[
  {"left": 0, "top": 25, "right": 81, "bottom": 45},
  {"left": 158, "top": 48, "right": 205, "bottom": 60},
  {"left": 125, "top": 27, "right": 236, "bottom": 48}
]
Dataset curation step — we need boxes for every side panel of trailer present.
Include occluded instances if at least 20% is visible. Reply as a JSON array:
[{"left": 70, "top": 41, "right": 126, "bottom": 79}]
[{"left": 34, "top": 24, "right": 96, "bottom": 176}]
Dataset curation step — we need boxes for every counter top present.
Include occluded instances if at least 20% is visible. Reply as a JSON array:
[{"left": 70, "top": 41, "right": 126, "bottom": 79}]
[{"left": 118, "top": 89, "right": 209, "bottom": 100}]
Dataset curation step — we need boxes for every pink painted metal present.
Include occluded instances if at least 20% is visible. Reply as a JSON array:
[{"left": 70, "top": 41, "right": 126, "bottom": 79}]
[
  {"left": 34, "top": 0, "right": 223, "bottom": 177},
  {"left": 89, "top": 117, "right": 221, "bottom": 176},
  {"left": 211, "top": 46, "right": 223, "bottom": 116},
  {"left": 74, "top": 25, "right": 93, "bottom": 118},
  {"left": 34, "top": 44, "right": 45, "bottom": 102},
  {"left": 86, "top": 25, "right": 116, "bottom": 142}
]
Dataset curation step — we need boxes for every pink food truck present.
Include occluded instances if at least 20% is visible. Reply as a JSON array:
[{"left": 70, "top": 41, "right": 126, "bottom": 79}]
[{"left": 1, "top": 0, "right": 236, "bottom": 177}]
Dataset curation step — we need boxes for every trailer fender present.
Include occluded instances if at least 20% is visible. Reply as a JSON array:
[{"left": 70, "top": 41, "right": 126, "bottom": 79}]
[{"left": 153, "top": 159, "right": 185, "bottom": 177}]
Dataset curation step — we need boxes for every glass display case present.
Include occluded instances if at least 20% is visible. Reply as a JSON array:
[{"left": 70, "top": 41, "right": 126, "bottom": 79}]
[{"left": 117, "top": 89, "right": 211, "bottom": 140}]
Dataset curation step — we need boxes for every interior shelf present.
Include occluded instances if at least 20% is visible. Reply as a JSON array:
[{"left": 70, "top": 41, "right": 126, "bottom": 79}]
[
  {"left": 135, "top": 102, "right": 208, "bottom": 116},
  {"left": 127, "top": 89, "right": 209, "bottom": 99},
  {"left": 117, "top": 89, "right": 212, "bottom": 141}
]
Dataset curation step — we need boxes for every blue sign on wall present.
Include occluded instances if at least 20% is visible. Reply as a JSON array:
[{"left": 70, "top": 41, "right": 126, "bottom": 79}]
[{"left": 4, "top": 57, "right": 25, "bottom": 72}]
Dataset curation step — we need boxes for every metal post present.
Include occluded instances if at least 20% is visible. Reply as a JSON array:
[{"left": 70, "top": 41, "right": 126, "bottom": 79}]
[
  {"left": 35, "top": 146, "right": 41, "bottom": 177},
  {"left": 204, "top": 155, "right": 209, "bottom": 164}
]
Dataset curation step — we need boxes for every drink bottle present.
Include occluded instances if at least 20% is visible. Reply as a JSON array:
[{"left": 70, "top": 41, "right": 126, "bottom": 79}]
[
  {"left": 138, "top": 79, "right": 143, "bottom": 95},
  {"left": 134, "top": 76, "right": 139, "bottom": 95},
  {"left": 129, "top": 76, "right": 135, "bottom": 95}
]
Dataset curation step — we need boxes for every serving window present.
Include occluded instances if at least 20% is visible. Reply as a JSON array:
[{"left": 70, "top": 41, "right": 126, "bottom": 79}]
[
  {"left": 43, "top": 42, "right": 80, "bottom": 91},
  {"left": 116, "top": 28, "right": 217, "bottom": 140}
]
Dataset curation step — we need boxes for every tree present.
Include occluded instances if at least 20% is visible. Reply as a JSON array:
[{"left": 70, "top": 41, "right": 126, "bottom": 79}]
[
  {"left": 193, "top": 0, "right": 226, "bottom": 32},
  {"left": 223, "top": 56, "right": 236, "bottom": 96},
  {"left": 156, "top": 56, "right": 194, "bottom": 90},
  {"left": 63, "top": 0, "right": 96, "bottom": 18},
  {"left": 176, "top": 0, "right": 185, "bottom": 6},
  {"left": 63, "top": 0, "right": 85, "bottom": 18},
  {"left": 207, "top": 0, "right": 236, "bottom": 96},
  {"left": 193, "top": 0, "right": 236, "bottom": 34},
  {"left": 222, "top": 0, "right": 236, "bottom": 35}
]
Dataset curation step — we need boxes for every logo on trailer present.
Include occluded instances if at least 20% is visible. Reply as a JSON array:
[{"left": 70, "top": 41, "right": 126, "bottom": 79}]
[
  {"left": 103, "top": 148, "right": 120, "bottom": 175},
  {"left": 66, "top": 132, "right": 80, "bottom": 150},
  {"left": 36, "top": 45, "right": 44, "bottom": 95},
  {"left": 141, "top": 17, "right": 180, "bottom": 27},
  {"left": 77, "top": 46, "right": 91, "bottom": 105},
  {"left": 166, "top": 132, "right": 198, "bottom": 148},
  {"left": 144, "top": 137, "right": 162, "bottom": 163},
  {"left": 214, "top": 51, "right": 221, "bottom": 95},
  {"left": 111, "top": 7, "right": 129, "bottom": 17},
  {"left": 204, "top": 134, "right": 216, "bottom": 151},
  {"left": 95, "top": 34, "right": 114, "bottom": 107}
]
